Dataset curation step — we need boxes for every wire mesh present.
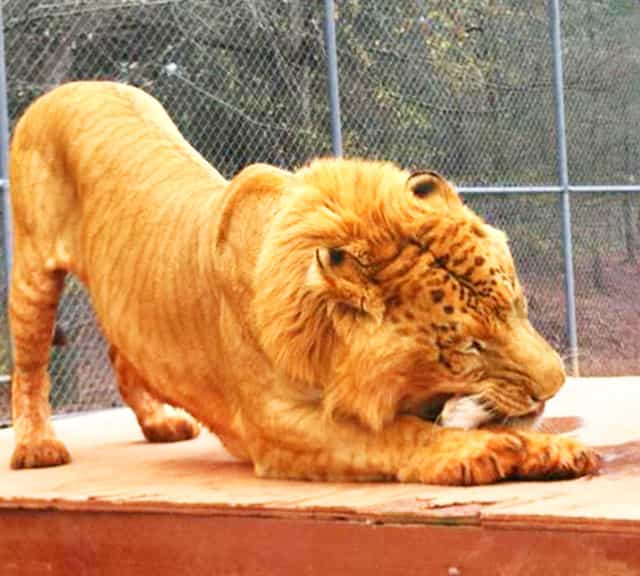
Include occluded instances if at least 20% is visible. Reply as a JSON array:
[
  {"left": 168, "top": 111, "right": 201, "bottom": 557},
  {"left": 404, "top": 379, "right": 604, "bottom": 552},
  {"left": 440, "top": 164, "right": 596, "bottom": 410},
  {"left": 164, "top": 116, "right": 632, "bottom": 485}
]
[
  {"left": 0, "top": 0, "right": 331, "bottom": 422},
  {"left": 561, "top": 1, "right": 640, "bottom": 375},
  {"left": 563, "top": 0, "right": 640, "bottom": 186},
  {"left": 571, "top": 192, "right": 640, "bottom": 376},
  {"left": 0, "top": 0, "right": 638, "bottom": 423},
  {"left": 335, "top": 2, "right": 559, "bottom": 186}
]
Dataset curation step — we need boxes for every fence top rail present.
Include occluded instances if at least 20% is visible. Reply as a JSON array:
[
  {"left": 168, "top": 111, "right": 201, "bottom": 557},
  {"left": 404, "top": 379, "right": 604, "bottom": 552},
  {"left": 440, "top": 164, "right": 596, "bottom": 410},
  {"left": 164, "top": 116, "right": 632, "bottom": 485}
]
[
  {"left": 458, "top": 184, "right": 640, "bottom": 195},
  {"left": 569, "top": 185, "right": 640, "bottom": 193}
]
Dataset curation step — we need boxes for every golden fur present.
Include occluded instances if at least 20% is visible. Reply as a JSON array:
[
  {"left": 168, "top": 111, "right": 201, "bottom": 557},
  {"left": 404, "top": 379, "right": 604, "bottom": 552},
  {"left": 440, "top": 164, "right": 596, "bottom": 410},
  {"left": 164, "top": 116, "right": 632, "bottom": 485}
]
[{"left": 7, "top": 81, "right": 599, "bottom": 484}]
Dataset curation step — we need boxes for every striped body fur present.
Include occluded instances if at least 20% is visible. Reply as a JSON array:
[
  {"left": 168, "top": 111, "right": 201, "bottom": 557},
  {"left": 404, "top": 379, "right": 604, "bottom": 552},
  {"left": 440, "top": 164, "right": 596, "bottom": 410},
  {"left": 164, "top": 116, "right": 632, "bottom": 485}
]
[{"left": 7, "top": 81, "right": 599, "bottom": 484}]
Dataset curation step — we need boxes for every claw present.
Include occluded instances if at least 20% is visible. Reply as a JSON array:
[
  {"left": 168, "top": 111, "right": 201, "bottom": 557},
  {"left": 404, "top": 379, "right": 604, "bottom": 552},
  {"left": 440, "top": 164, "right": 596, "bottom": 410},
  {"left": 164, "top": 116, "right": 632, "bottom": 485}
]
[{"left": 490, "top": 453, "right": 505, "bottom": 478}]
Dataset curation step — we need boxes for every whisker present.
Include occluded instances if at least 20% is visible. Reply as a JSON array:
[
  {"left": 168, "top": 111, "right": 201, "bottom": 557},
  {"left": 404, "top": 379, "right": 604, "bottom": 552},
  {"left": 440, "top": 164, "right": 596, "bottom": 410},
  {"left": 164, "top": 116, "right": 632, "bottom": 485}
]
[{"left": 427, "top": 412, "right": 443, "bottom": 444}]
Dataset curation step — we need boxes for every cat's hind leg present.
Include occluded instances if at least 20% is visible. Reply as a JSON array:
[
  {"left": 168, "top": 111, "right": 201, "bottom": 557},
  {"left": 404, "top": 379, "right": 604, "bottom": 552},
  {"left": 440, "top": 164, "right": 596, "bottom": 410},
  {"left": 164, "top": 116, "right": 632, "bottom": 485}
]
[{"left": 109, "top": 347, "right": 199, "bottom": 442}]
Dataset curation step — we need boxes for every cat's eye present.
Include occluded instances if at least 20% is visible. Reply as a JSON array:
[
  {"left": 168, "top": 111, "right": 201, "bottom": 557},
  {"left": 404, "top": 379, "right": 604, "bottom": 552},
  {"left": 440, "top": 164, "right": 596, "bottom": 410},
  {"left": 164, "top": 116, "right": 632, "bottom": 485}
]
[{"left": 329, "top": 248, "right": 345, "bottom": 266}]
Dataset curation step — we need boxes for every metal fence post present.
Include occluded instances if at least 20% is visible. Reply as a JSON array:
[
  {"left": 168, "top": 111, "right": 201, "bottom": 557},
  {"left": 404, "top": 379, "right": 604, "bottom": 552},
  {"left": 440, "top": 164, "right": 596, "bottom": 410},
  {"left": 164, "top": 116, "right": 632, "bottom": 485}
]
[
  {"left": 0, "top": 4, "right": 10, "bottom": 279},
  {"left": 549, "top": 0, "right": 579, "bottom": 376},
  {"left": 323, "top": 0, "right": 343, "bottom": 157},
  {"left": 0, "top": 4, "right": 12, "bottom": 378}
]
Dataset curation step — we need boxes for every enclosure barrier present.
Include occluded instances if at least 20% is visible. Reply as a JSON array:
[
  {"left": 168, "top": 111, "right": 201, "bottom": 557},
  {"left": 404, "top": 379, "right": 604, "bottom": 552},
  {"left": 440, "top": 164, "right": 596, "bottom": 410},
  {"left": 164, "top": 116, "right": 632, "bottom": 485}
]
[{"left": 0, "top": 0, "right": 638, "bottom": 421}]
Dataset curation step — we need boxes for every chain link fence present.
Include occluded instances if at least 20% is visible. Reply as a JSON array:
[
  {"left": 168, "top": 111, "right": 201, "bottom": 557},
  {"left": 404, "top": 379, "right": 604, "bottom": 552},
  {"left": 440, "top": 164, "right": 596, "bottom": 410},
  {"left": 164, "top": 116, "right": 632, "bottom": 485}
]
[{"left": 0, "top": 0, "right": 638, "bottom": 422}]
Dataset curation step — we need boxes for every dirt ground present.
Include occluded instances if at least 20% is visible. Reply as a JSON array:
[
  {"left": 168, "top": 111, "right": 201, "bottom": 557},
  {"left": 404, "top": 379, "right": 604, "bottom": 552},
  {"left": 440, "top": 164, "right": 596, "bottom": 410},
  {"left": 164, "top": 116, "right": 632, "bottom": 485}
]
[
  {"left": 526, "top": 257, "right": 640, "bottom": 377},
  {"left": 574, "top": 259, "right": 640, "bottom": 376}
]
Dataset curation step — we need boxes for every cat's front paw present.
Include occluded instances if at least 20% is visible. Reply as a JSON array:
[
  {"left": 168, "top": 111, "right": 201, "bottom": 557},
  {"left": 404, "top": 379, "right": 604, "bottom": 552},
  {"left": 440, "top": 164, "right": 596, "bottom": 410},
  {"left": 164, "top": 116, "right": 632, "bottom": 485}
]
[
  {"left": 398, "top": 430, "right": 524, "bottom": 485},
  {"left": 515, "top": 432, "right": 601, "bottom": 480}
]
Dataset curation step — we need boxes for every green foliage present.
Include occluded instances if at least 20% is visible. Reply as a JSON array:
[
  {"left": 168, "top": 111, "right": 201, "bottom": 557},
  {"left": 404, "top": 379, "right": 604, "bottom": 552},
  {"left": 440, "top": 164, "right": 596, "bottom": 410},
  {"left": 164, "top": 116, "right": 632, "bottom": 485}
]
[
  {"left": 0, "top": 0, "right": 637, "bottom": 398},
  {"left": 3, "top": 0, "right": 637, "bottom": 184}
]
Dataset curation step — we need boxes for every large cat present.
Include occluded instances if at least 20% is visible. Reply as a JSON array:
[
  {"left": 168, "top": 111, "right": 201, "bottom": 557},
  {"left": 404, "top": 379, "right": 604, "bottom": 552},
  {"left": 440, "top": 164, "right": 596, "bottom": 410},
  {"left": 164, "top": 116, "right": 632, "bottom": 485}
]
[{"left": 7, "top": 81, "right": 599, "bottom": 484}]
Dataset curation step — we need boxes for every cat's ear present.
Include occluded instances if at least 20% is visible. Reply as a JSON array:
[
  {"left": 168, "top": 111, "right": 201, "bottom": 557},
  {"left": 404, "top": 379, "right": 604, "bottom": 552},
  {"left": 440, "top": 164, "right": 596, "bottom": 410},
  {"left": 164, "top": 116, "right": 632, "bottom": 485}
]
[
  {"left": 407, "top": 170, "right": 447, "bottom": 198},
  {"left": 407, "top": 170, "right": 461, "bottom": 210}
]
